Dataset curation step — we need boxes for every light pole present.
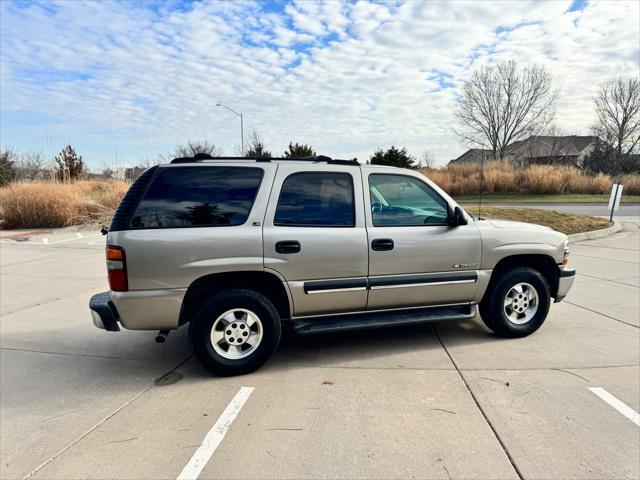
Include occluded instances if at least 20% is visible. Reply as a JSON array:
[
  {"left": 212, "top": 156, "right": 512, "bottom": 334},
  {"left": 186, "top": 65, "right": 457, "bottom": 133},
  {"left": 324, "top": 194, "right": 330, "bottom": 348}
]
[{"left": 216, "top": 103, "right": 244, "bottom": 156}]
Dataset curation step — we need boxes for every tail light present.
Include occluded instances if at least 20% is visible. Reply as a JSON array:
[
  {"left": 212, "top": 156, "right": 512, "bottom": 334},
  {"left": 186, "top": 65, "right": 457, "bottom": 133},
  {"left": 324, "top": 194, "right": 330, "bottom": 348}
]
[
  {"left": 106, "top": 246, "right": 128, "bottom": 292},
  {"left": 562, "top": 239, "right": 570, "bottom": 265}
]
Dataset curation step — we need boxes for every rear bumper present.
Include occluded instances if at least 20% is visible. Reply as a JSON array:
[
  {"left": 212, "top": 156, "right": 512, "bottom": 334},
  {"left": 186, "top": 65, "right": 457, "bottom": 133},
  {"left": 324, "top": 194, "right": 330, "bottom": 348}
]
[
  {"left": 555, "top": 266, "right": 576, "bottom": 303},
  {"left": 110, "top": 288, "right": 185, "bottom": 330},
  {"left": 89, "top": 292, "right": 121, "bottom": 331},
  {"left": 90, "top": 289, "right": 185, "bottom": 331}
]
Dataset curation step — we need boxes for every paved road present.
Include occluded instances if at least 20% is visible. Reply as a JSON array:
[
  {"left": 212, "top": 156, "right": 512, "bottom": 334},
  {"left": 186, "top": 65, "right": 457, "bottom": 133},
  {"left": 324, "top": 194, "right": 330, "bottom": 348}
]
[
  {"left": 473, "top": 202, "right": 640, "bottom": 219},
  {"left": 1, "top": 225, "right": 639, "bottom": 479}
]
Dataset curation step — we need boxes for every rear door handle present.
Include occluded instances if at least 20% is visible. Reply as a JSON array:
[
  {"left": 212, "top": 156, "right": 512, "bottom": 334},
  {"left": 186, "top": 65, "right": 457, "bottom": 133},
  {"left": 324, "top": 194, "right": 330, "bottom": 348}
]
[
  {"left": 371, "top": 238, "right": 394, "bottom": 251},
  {"left": 275, "top": 240, "right": 301, "bottom": 254}
]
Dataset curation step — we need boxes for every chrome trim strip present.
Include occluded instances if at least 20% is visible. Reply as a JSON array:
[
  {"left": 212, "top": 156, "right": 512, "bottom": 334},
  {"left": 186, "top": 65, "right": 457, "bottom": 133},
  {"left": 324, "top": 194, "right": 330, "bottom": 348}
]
[
  {"left": 369, "top": 279, "right": 477, "bottom": 290},
  {"left": 306, "top": 287, "right": 368, "bottom": 294},
  {"left": 367, "top": 270, "right": 478, "bottom": 280},
  {"left": 303, "top": 276, "right": 367, "bottom": 294},
  {"left": 368, "top": 270, "right": 478, "bottom": 288}
]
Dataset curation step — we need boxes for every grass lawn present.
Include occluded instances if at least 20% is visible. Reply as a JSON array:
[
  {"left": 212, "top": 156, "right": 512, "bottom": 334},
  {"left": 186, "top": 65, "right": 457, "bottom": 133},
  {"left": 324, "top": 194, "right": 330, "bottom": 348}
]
[
  {"left": 453, "top": 193, "right": 640, "bottom": 204},
  {"left": 468, "top": 206, "right": 612, "bottom": 235}
]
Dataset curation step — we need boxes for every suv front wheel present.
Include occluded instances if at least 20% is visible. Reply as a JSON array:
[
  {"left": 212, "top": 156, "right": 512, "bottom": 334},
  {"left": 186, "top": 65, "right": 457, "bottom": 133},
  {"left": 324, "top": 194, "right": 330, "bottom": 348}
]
[
  {"left": 480, "top": 267, "right": 551, "bottom": 338},
  {"left": 189, "top": 289, "right": 281, "bottom": 376}
]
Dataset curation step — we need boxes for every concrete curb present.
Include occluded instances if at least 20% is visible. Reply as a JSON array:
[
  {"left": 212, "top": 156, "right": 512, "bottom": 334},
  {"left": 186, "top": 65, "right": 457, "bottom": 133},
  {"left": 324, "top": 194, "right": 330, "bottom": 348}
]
[{"left": 568, "top": 220, "right": 623, "bottom": 242}]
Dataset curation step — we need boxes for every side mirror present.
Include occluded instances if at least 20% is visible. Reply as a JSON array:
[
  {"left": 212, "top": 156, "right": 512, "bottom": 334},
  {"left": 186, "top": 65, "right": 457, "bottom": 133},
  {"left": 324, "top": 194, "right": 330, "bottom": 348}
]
[{"left": 448, "top": 206, "right": 468, "bottom": 227}]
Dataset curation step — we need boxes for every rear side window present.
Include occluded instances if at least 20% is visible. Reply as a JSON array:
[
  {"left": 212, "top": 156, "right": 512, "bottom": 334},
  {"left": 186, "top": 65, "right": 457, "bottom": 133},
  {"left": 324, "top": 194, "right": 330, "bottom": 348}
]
[
  {"left": 131, "top": 167, "right": 263, "bottom": 228},
  {"left": 275, "top": 172, "right": 355, "bottom": 227}
]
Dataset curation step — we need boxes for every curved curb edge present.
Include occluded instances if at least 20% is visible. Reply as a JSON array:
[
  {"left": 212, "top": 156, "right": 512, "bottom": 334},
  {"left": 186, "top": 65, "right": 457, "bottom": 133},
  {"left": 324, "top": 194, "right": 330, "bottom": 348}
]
[{"left": 568, "top": 220, "right": 623, "bottom": 242}]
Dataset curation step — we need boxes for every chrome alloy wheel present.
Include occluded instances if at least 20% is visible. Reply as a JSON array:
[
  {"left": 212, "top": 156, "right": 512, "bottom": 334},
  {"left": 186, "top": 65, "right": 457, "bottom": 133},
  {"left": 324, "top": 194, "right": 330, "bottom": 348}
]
[
  {"left": 503, "top": 282, "right": 539, "bottom": 325},
  {"left": 210, "top": 308, "right": 263, "bottom": 360}
]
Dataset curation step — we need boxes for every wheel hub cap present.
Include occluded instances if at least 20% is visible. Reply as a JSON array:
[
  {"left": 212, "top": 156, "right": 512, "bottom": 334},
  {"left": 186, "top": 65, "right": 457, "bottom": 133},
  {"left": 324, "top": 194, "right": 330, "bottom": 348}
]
[
  {"left": 503, "top": 282, "right": 539, "bottom": 325},
  {"left": 210, "top": 308, "right": 263, "bottom": 360},
  {"left": 224, "top": 321, "right": 250, "bottom": 345}
]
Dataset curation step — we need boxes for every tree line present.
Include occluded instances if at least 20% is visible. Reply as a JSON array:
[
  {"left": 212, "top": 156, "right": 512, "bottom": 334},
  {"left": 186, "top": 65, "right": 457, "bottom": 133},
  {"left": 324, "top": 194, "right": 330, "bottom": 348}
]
[
  {"left": 0, "top": 145, "right": 85, "bottom": 186},
  {"left": 0, "top": 137, "right": 421, "bottom": 186}
]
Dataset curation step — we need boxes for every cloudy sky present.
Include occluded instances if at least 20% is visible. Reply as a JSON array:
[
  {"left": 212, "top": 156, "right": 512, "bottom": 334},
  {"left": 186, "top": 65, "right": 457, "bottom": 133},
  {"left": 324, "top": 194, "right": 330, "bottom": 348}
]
[{"left": 1, "top": 0, "right": 638, "bottom": 168}]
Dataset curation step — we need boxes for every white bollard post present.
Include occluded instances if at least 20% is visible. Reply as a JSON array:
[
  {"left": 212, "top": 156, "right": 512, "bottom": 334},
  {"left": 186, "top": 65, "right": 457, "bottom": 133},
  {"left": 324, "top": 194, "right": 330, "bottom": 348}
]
[{"left": 607, "top": 183, "right": 624, "bottom": 222}]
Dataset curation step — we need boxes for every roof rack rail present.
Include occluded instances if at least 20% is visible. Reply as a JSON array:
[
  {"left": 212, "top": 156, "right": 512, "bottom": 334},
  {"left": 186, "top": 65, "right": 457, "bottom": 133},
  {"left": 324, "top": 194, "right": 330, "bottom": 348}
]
[{"left": 170, "top": 154, "right": 359, "bottom": 166}]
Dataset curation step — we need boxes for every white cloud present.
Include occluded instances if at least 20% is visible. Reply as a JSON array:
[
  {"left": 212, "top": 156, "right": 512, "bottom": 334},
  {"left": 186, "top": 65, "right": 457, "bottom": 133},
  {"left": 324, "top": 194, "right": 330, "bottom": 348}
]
[{"left": 0, "top": 0, "right": 638, "bottom": 166}]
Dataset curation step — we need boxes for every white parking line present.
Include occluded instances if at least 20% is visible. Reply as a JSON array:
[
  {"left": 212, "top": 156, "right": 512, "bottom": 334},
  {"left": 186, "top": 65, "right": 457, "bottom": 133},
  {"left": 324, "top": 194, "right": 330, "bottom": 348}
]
[
  {"left": 0, "top": 233, "right": 101, "bottom": 245},
  {"left": 46, "top": 233, "right": 100, "bottom": 244},
  {"left": 177, "top": 386, "right": 254, "bottom": 480},
  {"left": 589, "top": 387, "right": 640, "bottom": 426}
]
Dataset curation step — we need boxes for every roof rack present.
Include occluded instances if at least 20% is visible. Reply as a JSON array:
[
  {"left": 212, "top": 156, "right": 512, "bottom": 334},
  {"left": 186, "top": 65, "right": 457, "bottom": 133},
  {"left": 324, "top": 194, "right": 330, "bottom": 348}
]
[{"left": 170, "top": 153, "right": 359, "bottom": 166}]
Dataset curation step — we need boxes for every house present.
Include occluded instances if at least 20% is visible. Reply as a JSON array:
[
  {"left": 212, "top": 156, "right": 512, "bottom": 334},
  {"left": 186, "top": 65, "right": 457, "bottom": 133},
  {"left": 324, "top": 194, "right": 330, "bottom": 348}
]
[
  {"left": 449, "top": 136, "right": 597, "bottom": 166},
  {"left": 505, "top": 135, "right": 597, "bottom": 165},
  {"left": 448, "top": 148, "right": 492, "bottom": 165},
  {"left": 124, "top": 166, "right": 147, "bottom": 180}
]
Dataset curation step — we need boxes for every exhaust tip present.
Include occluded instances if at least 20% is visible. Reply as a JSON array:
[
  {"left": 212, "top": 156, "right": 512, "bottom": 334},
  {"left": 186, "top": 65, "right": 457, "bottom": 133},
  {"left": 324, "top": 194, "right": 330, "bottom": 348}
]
[{"left": 155, "top": 330, "right": 170, "bottom": 343}]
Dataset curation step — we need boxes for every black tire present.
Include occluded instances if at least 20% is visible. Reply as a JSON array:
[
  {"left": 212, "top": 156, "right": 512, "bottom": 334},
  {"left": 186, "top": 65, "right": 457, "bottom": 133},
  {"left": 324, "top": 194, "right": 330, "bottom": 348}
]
[
  {"left": 189, "top": 289, "right": 281, "bottom": 376},
  {"left": 479, "top": 267, "right": 551, "bottom": 338}
]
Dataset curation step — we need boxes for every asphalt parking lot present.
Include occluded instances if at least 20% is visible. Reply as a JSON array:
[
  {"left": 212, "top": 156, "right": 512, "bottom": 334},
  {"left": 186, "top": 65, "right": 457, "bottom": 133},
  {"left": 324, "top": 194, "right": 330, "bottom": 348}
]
[{"left": 1, "top": 222, "right": 639, "bottom": 480}]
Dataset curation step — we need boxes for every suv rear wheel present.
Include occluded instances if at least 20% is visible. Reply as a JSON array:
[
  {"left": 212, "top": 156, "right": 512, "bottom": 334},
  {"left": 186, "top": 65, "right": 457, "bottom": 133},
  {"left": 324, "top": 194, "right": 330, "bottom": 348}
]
[
  {"left": 480, "top": 267, "right": 551, "bottom": 338},
  {"left": 189, "top": 289, "right": 281, "bottom": 376}
]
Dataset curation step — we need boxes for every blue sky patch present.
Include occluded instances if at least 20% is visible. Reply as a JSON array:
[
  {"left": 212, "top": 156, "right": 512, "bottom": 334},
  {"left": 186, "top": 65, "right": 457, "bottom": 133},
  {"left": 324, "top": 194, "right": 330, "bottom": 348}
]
[{"left": 566, "top": 0, "right": 589, "bottom": 13}]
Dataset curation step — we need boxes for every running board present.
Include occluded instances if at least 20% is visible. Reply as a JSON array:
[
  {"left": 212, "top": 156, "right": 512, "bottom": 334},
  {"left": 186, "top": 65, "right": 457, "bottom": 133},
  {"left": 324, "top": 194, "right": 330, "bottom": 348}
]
[{"left": 291, "top": 304, "right": 476, "bottom": 335}]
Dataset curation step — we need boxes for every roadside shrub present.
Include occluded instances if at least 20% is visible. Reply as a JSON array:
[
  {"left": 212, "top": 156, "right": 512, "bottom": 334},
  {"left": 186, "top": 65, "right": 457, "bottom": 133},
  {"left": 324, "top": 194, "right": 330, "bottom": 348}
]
[
  {"left": 0, "top": 180, "right": 129, "bottom": 228},
  {"left": 621, "top": 174, "right": 640, "bottom": 195},
  {"left": 525, "top": 165, "right": 565, "bottom": 194},
  {"left": 420, "top": 162, "right": 640, "bottom": 196}
]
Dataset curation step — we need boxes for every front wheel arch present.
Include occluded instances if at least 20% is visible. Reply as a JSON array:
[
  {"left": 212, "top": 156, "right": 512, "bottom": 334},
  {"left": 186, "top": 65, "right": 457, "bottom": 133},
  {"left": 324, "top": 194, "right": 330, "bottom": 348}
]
[
  {"left": 480, "top": 267, "right": 551, "bottom": 337},
  {"left": 484, "top": 254, "right": 559, "bottom": 301}
]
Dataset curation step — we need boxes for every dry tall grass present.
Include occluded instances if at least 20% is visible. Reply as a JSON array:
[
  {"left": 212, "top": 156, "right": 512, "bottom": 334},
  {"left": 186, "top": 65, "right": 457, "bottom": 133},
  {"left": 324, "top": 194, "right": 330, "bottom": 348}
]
[
  {"left": 0, "top": 164, "right": 638, "bottom": 229},
  {"left": 422, "top": 162, "right": 640, "bottom": 196},
  {"left": 0, "top": 180, "right": 129, "bottom": 228}
]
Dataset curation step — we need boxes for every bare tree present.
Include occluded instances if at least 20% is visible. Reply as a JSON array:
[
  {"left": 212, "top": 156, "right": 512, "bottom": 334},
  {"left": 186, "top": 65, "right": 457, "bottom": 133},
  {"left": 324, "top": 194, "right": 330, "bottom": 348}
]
[
  {"left": 454, "top": 59, "right": 557, "bottom": 159},
  {"left": 18, "top": 151, "right": 47, "bottom": 181},
  {"left": 100, "top": 164, "right": 116, "bottom": 180},
  {"left": 135, "top": 157, "right": 162, "bottom": 169},
  {"left": 421, "top": 151, "right": 434, "bottom": 168},
  {"left": 593, "top": 77, "right": 640, "bottom": 158},
  {"left": 170, "top": 140, "right": 221, "bottom": 159}
]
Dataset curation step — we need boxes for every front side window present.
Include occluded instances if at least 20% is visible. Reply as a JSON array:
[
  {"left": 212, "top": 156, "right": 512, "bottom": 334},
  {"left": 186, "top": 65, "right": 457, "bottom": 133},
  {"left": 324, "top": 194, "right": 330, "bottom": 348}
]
[
  {"left": 131, "top": 167, "right": 263, "bottom": 228},
  {"left": 369, "top": 174, "right": 448, "bottom": 226},
  {"left": 275, "top": 172, "right": 355, "bottom": 227}
]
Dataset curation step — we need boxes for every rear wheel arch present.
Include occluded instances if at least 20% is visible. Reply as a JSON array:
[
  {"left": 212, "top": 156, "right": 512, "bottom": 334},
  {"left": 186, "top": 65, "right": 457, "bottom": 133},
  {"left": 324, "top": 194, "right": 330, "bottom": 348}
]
[
  {"left": 486, "top": 254, "right": 559, "bottom": 299},
  {"left": 179, "top": 271, "right": 291, "bottom": 326}
]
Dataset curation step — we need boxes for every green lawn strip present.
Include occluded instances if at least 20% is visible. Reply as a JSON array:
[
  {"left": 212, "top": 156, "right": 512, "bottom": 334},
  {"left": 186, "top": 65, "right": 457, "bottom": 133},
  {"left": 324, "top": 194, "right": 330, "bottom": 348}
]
[
  {"left": 454, "top": 193, "right": 640, "bottom": 204},
  {"left": 464, "top": 206, "right": 611, "bottom": 236}
]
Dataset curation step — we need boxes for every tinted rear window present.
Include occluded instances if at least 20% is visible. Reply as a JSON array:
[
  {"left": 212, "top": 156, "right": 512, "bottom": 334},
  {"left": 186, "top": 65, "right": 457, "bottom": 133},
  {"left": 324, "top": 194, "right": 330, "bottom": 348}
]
[
  {"left": 131, "top": 167, "right": 263, "bottom": 228},
  {"left": 274, "top": 172, "right": 355, "bottom": 227}
]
